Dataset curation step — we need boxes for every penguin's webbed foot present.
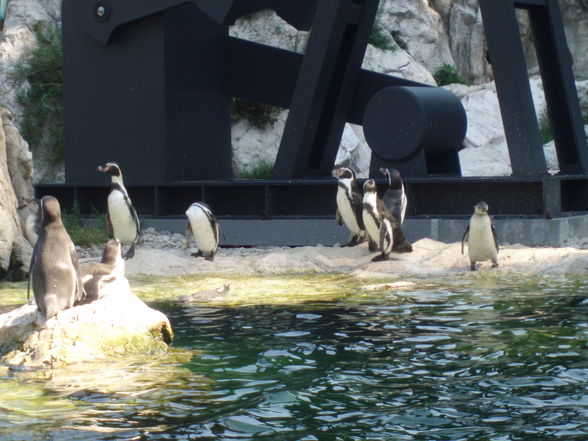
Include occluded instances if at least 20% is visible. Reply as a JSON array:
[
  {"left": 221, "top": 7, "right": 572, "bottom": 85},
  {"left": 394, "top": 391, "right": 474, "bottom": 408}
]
[
  {"left": 371, "top": 253, "right": 388, "bottom": 262},
  {"left": 393, "top": 241, "right": 413, "bottom": 253},
  {"left": 124, "top": 245, "right": 136, "bottom": 260},
  {"left": 205, "top": 254, "right": 215, "bottom": 262},
  {"left": 470, "top": 262, "right": 477, "bottom": 271},
  {"left": 491, "top": 259, "right": 499, "bottom": 268},
  {"left": 191, "top": 251, "right": 203, "bottom": 258}
]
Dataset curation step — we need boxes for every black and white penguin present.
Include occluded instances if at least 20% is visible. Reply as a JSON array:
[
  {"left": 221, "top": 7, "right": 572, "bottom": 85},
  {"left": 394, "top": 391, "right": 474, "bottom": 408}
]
[
  {"left": 362, "top": 179, "right": 413, "bottom": 260},
  {"left": 333, "top": 167, "right": 365, "bottom": 247},
  {"left": 379, "top": 167, "right": 407, "bottom": 225},
  {"left": 461, "top": 201, "right": 499, "bottom": 271},
  {"left": 19, "top": 197, "right": 41, "bottom": 247},
  {"left": 29, "top": 195, "right": 85, "bottom": 318},
  {"left": 98, "top": 162, "right": 140, "bottom": 260},
  {"left": 185, "top": 202, "right": 221, "bottom": 261},
  {"left": 80, "top": 239, "right": 125, "bottom": 304}
]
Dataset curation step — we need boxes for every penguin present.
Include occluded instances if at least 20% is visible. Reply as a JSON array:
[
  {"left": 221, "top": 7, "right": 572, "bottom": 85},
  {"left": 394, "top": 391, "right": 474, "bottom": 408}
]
[
  {"left": 461, "top": 201, "right": 499, "bottom": 271},
  {"left": 379, "top": 167, "right": 407, "bottom": 225},
  {"left": 185, "top": 202, "right": 221, "bottom": 261},
  {"left": 333, "top": 167, "right": 365, "bottom": 247},
  {"left": 179, "top": 283, "right": 230, "bottom": 303},
  {"left": 79, "top": 239, "right": 125, "bottom": 304},
  {"left": 98, "top": 162, "right": 140, "bottom": 260},
  {"left": 362, "top": 179, "right": 413, "bottom": 260},
  {"left": 29, "top": 195, "right": 85, "bottom": 318},
  {"left": 19, "top": 197, "right": 41, "bottom": 247}
]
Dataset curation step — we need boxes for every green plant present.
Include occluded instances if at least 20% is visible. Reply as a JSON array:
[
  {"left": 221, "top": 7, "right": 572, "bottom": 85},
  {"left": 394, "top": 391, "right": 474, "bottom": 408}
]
[
  {"left": 62, "top": 204, "right": 109, "bottom": 247},
  {"left": 369, "top": 25, "right": 396, "bottom": 51},
  {"left": 231, "top": 98, "right": 280, "bottom": 129},
  {"left": 433, "top": 64, "right": 469, "bottom": 86},
  {"left": 538, "top": 112, "right": 553, "bottom": 144},
  {"left": 233, "top": 160, "right": 274, "bottom": 179},
  {"left": 11, "top": 21, "right": 64, "bottom": 165}
]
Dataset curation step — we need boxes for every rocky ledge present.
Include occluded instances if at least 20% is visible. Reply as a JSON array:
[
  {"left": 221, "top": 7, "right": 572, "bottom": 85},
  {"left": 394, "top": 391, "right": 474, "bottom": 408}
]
[{"left": 0, "top": 276, "right": 173, "bottom": 369}]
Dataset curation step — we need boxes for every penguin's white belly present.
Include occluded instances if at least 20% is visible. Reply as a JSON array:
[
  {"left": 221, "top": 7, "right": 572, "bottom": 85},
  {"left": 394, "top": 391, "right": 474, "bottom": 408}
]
[
  {"left": 188, "top": 213, "right": 217, "bottom": 253},
  {"left": 108, "top": 192, "right": 137, "bottom": 244},
  {"left": 336, "top": 189, "right": 360, "bottom": 233},
  {"left": 24, "top": 215, "right": 38, "bottom": 246},
  {"left": 468, "top": 220, "right": 497, "bottom": 262},
  {"left": 363, "top": 209, "right": 380, "bottom": 243}
]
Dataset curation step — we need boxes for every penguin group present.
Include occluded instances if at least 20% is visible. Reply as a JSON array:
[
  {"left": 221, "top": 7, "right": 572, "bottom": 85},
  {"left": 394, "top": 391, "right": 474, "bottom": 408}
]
[
  {"left": 28, "top": 161, "right": 223, "bottom": 318},
  {"left": 333, "top": 166, "right": 413, "bottom": 262},
  {"left": 333, "top": 166, "right": 499, "bottom": 270},
  {"left": 28, "top": 160, "right": 500, "bottom": 318}
]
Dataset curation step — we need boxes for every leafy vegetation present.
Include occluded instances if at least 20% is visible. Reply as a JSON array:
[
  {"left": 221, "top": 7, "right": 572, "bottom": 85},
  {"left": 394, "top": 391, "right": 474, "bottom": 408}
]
[
  {"left": 11, "top": 21, "right": 64, "bottom": 166},
  {"left": 538, "top": 112, "right": 553, "bottom": 144},
  {"left": 231, "top": 98, "right": 280, "bottom": 129},
  {"left": 369, "top": 25, "right": 396, "bottom": 51},
  {"left": 62, "top": 204, "right": 109, "bottom": 247},
  {"left": 233, "top": 160, "right": 274, "bottom": 180},
  {"left": 433, "top": 64, "right": 469, "bottom": 86}
]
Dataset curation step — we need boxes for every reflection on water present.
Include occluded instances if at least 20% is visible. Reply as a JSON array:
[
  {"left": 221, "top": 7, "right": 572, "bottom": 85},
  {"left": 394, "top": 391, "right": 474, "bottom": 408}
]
[{"left": 1, "top": 274, "right": 587, "bottom": 440}]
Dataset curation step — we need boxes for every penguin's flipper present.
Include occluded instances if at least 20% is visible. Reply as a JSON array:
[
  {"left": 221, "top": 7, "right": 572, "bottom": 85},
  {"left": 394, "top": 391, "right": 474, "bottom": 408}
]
[
  {"left": 461, "top": 226, "right": 470, "bottom": 255},
  {"left": 185, "top": 221, "right": 192, "bottom": 249},
  {"left": 335, "top": 209, "right": 342, "bottom": 226},
  {"left": 70, "top": 243, "right": 86, "bottom": 305},
  {"left": 492, "top": 224, "right": 499, "bottom": 253},
  {"left": 106, "top": 213, "right": 114, "bottom": 239},
  {"left": 27, "top": 239, "right": 40, "bottom": 303},
  {"left": 125, "top": 194, "right": 141, "bottom": 241}
]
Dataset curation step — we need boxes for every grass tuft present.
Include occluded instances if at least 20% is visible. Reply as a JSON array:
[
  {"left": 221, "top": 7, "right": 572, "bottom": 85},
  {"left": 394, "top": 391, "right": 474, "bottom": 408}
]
[
  {"left": 11, "top": 21, "right": 64, "bottom": 166},
  {"left": 233, "top": 160, "right": 274, "bottom": 180},
  {"left": 434, "top": 64, "right": 469, "bottom": 86},
  {"left": 62, "top": 204, "right": 109, "bottom": 247}
]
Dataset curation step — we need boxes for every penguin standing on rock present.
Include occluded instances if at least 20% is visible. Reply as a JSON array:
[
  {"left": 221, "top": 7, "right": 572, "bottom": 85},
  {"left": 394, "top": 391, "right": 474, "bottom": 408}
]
[
  {"left": 461, "top": 201, "right": 499, "bottom": 271},
  {"left": 98, "top": 162, "right": 140, "bottom": 259},
  {"left": 29, "top": 195, "right": 85, "bottom": 318},
  {"left": 379, "top": 167, "right": 407, "bottom": 225},
  {"left": 80, "top": 239, "right": 125, "bottom": 304},
  {"left": 185, "top": 202, "right": 221, "bottom": 261},
  {"left": 362, "top": 179, "right": 413, "bottom": 260},
  {"left": 333, "top": 167, "right": 365, "bottom": 247}
]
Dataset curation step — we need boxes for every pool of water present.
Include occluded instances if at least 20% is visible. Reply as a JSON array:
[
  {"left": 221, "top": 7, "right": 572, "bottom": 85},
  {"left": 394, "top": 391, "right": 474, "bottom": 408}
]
[{"left": 1, "top": 273, "right": 587, "bottom": 440}]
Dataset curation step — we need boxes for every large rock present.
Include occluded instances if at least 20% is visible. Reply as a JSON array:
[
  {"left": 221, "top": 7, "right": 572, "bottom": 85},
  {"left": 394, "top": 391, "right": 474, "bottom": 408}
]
[
  {"left": 1, "top": 107, "right": 33, "bottom": 202},
  {"left": 0, "top": 277, "right": 173, "bottom": 369},
  {"left": 0, "top": 107, "right": 32, "bottom": 279}
]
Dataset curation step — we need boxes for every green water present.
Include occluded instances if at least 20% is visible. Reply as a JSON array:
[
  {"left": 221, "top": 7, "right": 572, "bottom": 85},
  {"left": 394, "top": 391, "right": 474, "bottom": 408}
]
[{"left": 0, "top": 273, "right": 587, "bottom": 440}]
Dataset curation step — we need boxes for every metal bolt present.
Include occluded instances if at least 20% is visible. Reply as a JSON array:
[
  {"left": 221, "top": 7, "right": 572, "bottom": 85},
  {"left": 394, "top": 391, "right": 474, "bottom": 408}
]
[{"left": 96, "top": 6, "right": 106, "bottom": 17}]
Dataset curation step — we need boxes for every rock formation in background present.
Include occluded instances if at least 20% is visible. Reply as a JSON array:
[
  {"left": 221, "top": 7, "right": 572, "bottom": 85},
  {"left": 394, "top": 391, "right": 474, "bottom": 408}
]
[{"left": 0, "top": 107, "right": 32, "bottom": 280}]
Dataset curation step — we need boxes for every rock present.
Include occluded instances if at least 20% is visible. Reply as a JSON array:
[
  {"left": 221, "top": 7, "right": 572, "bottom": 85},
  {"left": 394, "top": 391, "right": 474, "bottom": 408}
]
[
  {"left": 375, "top": 0, "right": 455, "bottom": 76},
  {"left": 0, "top": 0, "right": 61, "bottom": 117},
  {"left": 0, "top": 276, "right": 173, "bottom": 369},
  {"left": 0, "top": 108, "right": 29, "bottom": 279},
  {"left": 362, "top": 44, "right": 436, "bottom": 85},
  {"left": 0, "top": 107, "right": 33, "bottom": 202}
]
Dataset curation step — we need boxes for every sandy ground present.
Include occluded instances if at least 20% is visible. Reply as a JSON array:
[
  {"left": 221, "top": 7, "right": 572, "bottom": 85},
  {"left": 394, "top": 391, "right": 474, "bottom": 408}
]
[{"left": 103, "top": 237, "right": 588, "bottom": 279}]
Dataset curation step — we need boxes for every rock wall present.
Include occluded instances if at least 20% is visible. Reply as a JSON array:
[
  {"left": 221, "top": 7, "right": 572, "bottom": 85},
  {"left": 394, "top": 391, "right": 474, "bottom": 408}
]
[{"left": 0, "top": 107, "right": 32, "bottom": 280}]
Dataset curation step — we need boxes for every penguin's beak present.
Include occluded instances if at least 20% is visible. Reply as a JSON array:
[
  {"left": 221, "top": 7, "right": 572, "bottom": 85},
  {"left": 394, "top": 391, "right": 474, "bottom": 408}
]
[{"left": 379, "top": 167, "right": 388, "bottom": 176}]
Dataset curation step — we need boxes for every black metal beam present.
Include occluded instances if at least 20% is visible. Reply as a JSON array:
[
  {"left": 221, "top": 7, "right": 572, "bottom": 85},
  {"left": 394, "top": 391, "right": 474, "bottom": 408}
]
[{"left": 479, "top": 0, "right": 547, "bottom": 176}]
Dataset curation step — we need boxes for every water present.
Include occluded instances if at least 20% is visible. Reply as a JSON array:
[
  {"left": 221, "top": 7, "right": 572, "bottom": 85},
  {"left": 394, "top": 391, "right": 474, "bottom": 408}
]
[{"left": 1, "top": 274, "right": 587, "bottom": 440}]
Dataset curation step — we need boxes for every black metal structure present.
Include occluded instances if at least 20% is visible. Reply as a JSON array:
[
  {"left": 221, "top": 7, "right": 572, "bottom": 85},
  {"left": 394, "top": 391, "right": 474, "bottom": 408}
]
[{"left": 41, "top": 0, "right": 588, "bottom": 223}]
